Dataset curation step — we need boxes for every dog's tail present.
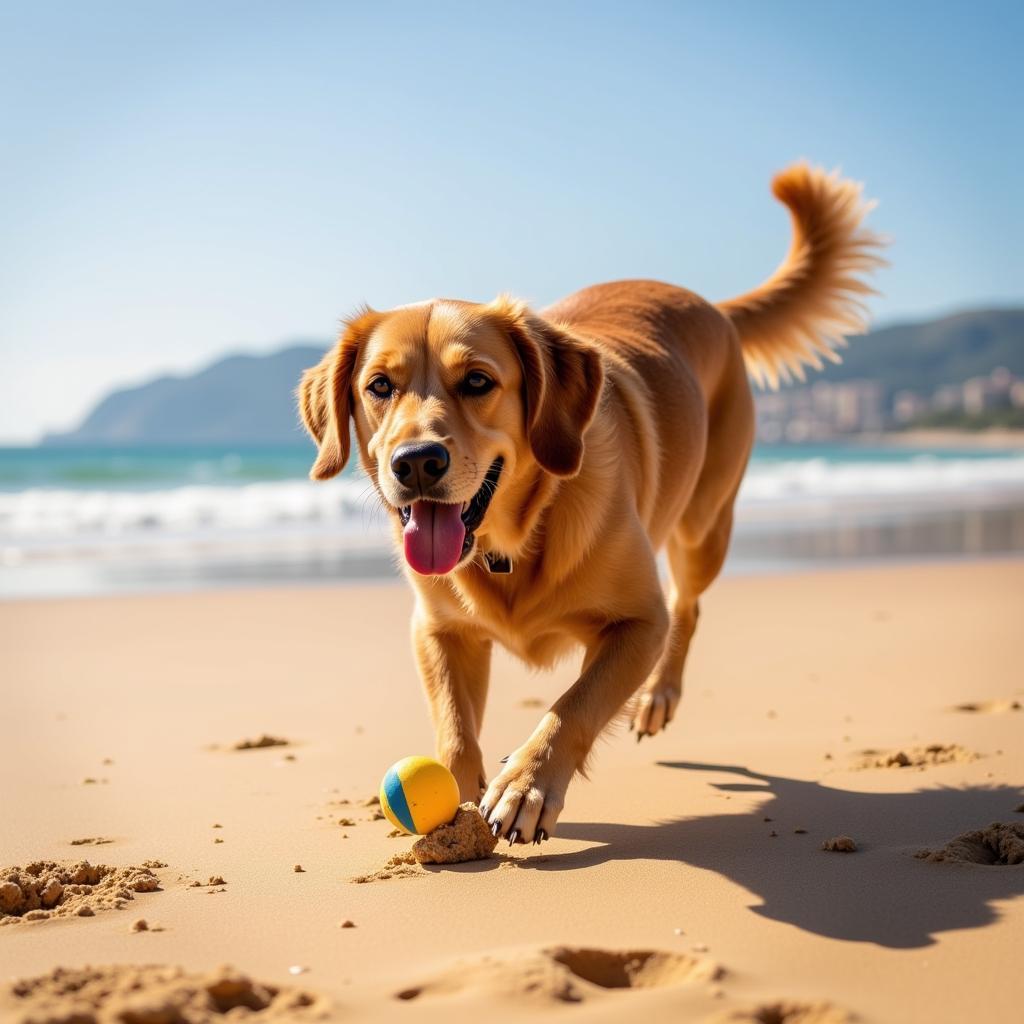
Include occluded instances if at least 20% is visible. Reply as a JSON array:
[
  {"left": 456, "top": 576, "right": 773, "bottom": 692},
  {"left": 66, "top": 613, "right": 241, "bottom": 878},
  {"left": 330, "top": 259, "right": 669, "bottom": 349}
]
[{"left": 718, "top": 162, "right": 886, "bottom": 389}]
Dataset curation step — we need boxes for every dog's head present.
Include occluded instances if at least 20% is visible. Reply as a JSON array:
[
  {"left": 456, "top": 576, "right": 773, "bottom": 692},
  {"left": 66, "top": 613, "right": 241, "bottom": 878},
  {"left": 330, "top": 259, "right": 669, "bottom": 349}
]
[{"left": 298, "top": 296, "right": 604, "bottom": 576}]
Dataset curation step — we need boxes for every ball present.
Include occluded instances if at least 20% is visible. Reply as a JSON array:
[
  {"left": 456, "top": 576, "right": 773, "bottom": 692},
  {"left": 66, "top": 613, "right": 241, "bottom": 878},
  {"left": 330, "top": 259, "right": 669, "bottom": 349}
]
[{"left": 379, "top": 756, "right": 460, "bottom": 835}]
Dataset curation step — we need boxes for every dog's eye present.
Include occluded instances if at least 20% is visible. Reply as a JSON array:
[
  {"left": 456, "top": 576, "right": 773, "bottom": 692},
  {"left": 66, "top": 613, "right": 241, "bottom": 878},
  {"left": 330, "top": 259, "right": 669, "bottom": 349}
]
[
  {"left": 367, "top": 375, "right": 394, "bottom": 399},
  {"left": 461, "top": 370, "right": 495, "bottom": 396}
]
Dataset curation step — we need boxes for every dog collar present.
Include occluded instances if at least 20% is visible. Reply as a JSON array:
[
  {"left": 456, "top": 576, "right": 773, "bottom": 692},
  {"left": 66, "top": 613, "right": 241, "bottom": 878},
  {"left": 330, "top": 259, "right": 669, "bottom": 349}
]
[{"left": 484, "top": 552, "right": 513, "bottom": 574}]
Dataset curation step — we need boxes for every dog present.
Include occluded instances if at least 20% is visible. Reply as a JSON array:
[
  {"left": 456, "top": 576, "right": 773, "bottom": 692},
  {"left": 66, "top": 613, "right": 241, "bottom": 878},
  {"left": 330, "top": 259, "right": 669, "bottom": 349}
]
[{"left": 298, "top": 162, "right": 882, "bottom": 845}]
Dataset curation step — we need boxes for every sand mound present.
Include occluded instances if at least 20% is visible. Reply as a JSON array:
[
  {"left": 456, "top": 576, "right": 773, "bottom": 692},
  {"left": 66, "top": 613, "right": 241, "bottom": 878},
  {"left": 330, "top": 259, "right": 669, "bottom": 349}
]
[
  {"left": 0, "top": 861, "right": 162, "bottom": 925},
  {"left": 854, "top": 743, "right": 978, "bottom": 769},
  {"left": 395, "top": 946, "right": 721, "bottom": 1003},
  {"left": 4, "top": 965, "right": 332, "bottom": 1023},
  {"left": 952, "top": 698, "right": 1021, "bottom": 714},
  {"left": 411, "top": 803, "right": 498, "bottom": 864},
  {"left": 709, "top": 1002, "right": 852, "bottom": 1023},
  {"left": 915, "top": 822, "right": 1024, "bottom": 864}
]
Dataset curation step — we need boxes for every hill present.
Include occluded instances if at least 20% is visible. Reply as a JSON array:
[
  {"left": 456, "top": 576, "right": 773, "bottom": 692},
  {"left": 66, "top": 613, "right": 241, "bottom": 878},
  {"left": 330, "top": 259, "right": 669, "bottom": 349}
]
[
  {"left": 811, "top": 307, "right": 1024, "bottom": 396},
  {"left": 44, "top": 344, "right": 326, "bottom": 446},
  {"left": 43, "top": 308, "right": 1024, "bottom": 445}
]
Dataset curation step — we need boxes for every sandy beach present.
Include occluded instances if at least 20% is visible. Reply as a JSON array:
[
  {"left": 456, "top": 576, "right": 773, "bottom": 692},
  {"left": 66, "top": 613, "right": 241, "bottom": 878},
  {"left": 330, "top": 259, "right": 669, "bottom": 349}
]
[{"left": 2, "top": 560, "right": 1022, "bottom": 1022}]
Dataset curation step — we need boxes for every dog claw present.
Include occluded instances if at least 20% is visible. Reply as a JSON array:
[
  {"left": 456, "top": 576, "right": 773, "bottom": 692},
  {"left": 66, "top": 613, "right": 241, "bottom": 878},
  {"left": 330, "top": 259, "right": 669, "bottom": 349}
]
[
  {"left": 499, "top": 754, "right": 509, "bottom": 763},
  {"left": 508, "top": 830, "right": 519, "bottom": 846},
  {"left": 490, "top": 821, "right": 501, "bottom": 837},
  {"left": 537, "top": 828, "right": 548, "bottom": 843}
]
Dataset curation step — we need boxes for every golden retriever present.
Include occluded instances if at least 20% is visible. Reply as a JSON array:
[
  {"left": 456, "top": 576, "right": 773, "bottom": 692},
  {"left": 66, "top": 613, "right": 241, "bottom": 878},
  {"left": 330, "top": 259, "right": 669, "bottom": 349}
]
[{"left": 298, "top": 162, "right": 882, "bottom": 845}]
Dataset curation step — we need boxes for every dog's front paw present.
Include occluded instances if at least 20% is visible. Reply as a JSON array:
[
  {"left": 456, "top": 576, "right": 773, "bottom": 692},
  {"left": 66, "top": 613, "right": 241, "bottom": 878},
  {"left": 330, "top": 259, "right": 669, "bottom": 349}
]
[
  {"left": 479, "top": 736, "right": 574, "bottom": 845},
  {"left": 631, "top": 679, "right": 681, "bottom": 739}
]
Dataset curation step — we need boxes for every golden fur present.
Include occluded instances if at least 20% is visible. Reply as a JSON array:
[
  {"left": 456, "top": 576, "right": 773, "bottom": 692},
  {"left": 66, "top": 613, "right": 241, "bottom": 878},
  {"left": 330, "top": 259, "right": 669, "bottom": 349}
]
[{"left": 298, "top": 163, "right": 882, "bottom": 844}]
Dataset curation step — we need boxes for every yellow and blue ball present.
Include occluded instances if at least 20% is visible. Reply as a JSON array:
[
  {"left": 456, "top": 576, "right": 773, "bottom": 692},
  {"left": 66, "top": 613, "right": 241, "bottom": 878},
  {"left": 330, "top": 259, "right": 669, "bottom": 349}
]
[{"left": 379, "top": 756, "right": 460, "bottom": 835}]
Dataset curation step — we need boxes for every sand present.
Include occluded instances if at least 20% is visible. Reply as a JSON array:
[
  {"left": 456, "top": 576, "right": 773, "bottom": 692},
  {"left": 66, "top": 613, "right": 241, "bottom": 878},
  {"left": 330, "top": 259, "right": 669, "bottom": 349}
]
[
  {"left": 2, "top": 560, "right": 1023, "bottom": 1023},
  {"left": 0, "top": 861, "right": 162, "bottom": 925},
  {"left": 4, "top": 965, "right": 332, "bottom": 1022},
  {"left": 915, "top": 822, "right": 1024, "bottom": 865}
]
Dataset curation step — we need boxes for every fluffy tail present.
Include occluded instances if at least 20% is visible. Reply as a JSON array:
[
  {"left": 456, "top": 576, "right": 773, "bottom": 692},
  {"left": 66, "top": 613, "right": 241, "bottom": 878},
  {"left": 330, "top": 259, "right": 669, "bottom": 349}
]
[{"left": 718, "top": 162, "right": 886, "bottom": 389}]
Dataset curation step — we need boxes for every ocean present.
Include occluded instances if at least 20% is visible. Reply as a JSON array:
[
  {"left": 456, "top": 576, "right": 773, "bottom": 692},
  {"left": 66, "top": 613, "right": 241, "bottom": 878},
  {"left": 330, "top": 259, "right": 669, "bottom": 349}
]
[{"left": 2, "top": 442, "right": 1023, "bottom": 598}]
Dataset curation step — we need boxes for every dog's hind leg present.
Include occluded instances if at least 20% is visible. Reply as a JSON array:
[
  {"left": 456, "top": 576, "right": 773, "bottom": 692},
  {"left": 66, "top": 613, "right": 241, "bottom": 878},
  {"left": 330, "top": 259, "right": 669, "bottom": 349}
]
[{"left": 631, "top": 511, "right": 733, "bottom": 738}]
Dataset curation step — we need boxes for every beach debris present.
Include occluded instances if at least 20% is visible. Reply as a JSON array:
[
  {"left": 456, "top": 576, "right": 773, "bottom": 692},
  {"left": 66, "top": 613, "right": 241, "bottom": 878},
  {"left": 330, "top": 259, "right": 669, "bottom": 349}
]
[
  {"left": 293, "top": 864, "right": 305, "bottom": 873},
  {"left": 855, "top": 744, "right": 978, "bottom": 770},
  {"left": 340, "top": 919, "right": 356, "bottom": 928},
  {"left": 822, "top": 836, "right": 857, "bottom": 853},
  {"left": 232, "top": 734, "right": 290, "bottom": 750},
  {"left": 131, "top": 918, "right": 149, "bottom": 932},
  {"left": 717, "top": 1000, "right": 854, "bottom": 1022},
  {"left": 952, "top": 699, "right": 1021, "bottom": 714}
]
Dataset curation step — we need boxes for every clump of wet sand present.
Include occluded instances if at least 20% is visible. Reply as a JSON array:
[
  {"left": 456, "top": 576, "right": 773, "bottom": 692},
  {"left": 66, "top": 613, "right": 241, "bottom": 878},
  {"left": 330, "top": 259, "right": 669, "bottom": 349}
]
[
  {"left": 352, "top": 804, "right": 498, "bottom": 882},
  {"left": 3, "top": 965, "right": 331, "bottom": 1022},
  {"left": 821, "top": 836, "right": 857, "bottom": 853},
  {"left": 0, "top": 860, "right": 161, "bottom": 925},
  {"left": 854, "top": 743, "right": 979, "bottom": 770},
  {"left": 915, "top": 822, "right": 1024, "bottom": 865},
  {"left": 411, "top": 804, "right": 498, "bottom": 865}
]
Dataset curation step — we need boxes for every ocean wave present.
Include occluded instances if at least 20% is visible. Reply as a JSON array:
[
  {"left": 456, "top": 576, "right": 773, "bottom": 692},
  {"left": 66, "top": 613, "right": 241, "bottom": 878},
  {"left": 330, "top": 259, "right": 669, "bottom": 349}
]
[
  {"left": 738, "top": 454, "right": 1024, "bottom": 503},
  {"left": 2, "top": 455, "right": 1023, "bottom": 556},
  {"left": 0, "top": 478, "right": 391, "bottom": 549}
]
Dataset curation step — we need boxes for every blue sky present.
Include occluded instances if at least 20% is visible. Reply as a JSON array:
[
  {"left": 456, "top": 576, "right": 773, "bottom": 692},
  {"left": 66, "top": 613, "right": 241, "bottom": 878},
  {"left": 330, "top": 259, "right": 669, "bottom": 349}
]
[{"left": 1, "top": 1, "right": 1021, "bottom": 442}]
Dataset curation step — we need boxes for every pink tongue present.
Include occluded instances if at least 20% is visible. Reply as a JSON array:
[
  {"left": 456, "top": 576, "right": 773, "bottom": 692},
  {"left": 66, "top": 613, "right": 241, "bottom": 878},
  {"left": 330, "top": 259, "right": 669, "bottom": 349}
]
[{"left": 403, "top": 501, "right": 467, "bottom": 575}]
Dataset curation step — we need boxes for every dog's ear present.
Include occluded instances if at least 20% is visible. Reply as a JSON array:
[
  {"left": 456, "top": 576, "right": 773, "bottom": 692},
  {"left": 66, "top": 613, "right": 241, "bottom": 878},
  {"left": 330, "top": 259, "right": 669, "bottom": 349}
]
[
  {"left": 298, "top": 309, "right": 380, "bottom": 480},
  {"left": 490, "top": 297, "right": 604, "bottom": 477}
]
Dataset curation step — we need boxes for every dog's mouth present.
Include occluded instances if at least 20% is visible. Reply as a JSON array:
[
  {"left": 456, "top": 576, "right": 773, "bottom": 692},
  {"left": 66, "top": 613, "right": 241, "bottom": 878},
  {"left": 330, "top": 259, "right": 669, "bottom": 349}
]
[{"left": 398, "top": 458, "right": 504, "bottom": 575}]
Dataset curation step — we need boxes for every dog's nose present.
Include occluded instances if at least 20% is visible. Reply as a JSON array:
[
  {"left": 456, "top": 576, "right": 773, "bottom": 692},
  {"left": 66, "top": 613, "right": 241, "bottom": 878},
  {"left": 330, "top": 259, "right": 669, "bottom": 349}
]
[{"left": 391, "top": 442, "right": 451, "bottom": 491}]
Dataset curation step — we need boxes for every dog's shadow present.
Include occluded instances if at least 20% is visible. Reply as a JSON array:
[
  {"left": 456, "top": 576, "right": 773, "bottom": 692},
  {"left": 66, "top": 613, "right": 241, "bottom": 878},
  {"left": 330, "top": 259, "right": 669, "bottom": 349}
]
[{"left": 448, "top": 762, "right": 1024, "bottom": 948}]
